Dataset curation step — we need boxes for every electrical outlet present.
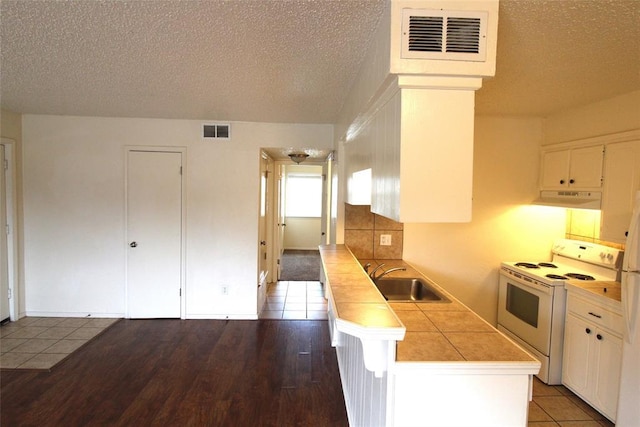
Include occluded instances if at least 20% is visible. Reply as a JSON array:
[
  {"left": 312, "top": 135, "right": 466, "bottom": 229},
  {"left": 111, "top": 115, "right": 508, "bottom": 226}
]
[
  {"left": 380, "top": 234, "right": 392, "bottom": 246},
  {"left": 222, "top": 286, "right": 228, "bottom": 295}
]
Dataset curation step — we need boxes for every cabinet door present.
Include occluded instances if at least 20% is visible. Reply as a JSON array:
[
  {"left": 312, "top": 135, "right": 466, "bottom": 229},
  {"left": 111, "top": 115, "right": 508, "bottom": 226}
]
[
  {"left": 562, "top": 313, "right": 592, "bottom": 395},
  {"left": 541, "top": 150, "right": 570, "bottom": 189},
  {"left": 569, "top": 145, "right": 604, "bottom": 189},
  {"left": 601, "top": 140, "right": 640, "bottom": 243},
  {"left": 593, "top": 329, "right": 623, "bottom": 421}
]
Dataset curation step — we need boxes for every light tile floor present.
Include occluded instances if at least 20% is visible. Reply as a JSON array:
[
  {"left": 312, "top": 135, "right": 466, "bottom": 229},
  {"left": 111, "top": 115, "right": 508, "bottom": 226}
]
[
  {"left": 260, "top": 281, "right": 328, "bottom": 320},
  {"left": 529, "top": 376, "right": 615, "bottom": 426},
  {"left": 0, "top": 316, "right": 120, "bottom": 370}
]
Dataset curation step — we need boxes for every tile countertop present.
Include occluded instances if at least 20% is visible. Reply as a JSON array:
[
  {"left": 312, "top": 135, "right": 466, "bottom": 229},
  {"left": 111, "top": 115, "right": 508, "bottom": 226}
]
[
  {"left": 564, "top": 280, "right": 622, "bottom": 303},
  {"left": 320, "top": 244, "right": 540, "bottom": 365}
]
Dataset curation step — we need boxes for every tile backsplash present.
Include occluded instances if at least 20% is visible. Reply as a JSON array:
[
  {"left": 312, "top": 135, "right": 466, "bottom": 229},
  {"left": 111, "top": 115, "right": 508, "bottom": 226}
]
[
  {"left": 344, "top": 203, "right": 403, "bottom": 259},
  {"left": 565, "top": 209, "right": 624, "bottom": 250}
]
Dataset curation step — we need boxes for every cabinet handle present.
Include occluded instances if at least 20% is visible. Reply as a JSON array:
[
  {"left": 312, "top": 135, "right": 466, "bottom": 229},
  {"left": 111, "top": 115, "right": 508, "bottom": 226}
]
[
  {"left": 560, "top": 179, "right": 565, "bottom": 184},
  {"left": 588, "top": 311, "right": 602, "bottom": 319},
  {"left": 585, "top": 328, "right": 591, "bottom": 334},
  {"left": 569, "top": 179, "right": 575, "bottom": 184},
  {"left": 597, "top": 334, "right": 603, "bottom": 340}
]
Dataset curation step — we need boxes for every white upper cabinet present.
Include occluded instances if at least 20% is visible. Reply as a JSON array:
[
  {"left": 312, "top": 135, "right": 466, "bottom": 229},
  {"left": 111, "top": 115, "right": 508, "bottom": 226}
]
[
  {"left": 600, "top": 140, "right": 640, "bottom": 243},
  {"left": 369, "top": 85, "right": 475, "bottom": 223},
  {"left": 540, "top": 145, "right": 604, "bottom": 190}
]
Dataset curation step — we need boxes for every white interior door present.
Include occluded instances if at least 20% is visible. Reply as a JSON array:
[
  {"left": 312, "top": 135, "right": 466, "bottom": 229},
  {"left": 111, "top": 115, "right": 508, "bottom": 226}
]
[
  {"left": 258, "top": 153, "right": 270, "bottom": 311},
  {"left": 127, "top": 150, "right": 183, "bottom": 318},
  {"left": 276, "top": 165, "right": 286, "bottom": 280},
  {"left": 321, "top": 158, "right": 332, "bottom": 245},
  {"left": 0, "top": 145, "right": 9, "bottom": 322}
]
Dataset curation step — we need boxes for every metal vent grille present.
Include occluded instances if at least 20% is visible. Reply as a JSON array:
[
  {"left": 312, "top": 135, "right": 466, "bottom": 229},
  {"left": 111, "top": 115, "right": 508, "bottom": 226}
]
[
  {"left": 407, "top": 16, "right": 443, "bottom": 52},
  {"left": 402, "top": 9, "right": 487, "bottom": 61},
  {"left": 446, "top": 17, "right": 481, "bottom": 53},
  {"left": 202, "top": 123, "right": 231, "bottom": 140}
]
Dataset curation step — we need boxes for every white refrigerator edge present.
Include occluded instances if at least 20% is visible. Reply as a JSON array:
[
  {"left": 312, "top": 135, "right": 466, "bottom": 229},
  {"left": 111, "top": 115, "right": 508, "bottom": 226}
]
[{"left": 617, "top": 190, "right": 640, "bottom": 426}]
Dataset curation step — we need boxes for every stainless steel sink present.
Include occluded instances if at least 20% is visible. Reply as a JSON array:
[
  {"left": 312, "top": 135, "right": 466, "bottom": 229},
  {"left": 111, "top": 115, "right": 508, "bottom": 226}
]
[{"left": 374, "top": 278, "right": 450, "bottom": 303}]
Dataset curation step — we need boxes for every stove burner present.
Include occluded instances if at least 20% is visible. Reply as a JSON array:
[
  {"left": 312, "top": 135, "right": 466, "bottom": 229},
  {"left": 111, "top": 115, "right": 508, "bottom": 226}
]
[
  {"left": 546, "top": 274, "right": 568, "bottom": 280},
  {"left": 539, "top": 263, "right": 557, "bottom": 268},
  {"left": 515, "top": 262, "right": 539, "bottom": 269},
  {"left": 565, "top": 273, "right": 595, "bottom": 281}
]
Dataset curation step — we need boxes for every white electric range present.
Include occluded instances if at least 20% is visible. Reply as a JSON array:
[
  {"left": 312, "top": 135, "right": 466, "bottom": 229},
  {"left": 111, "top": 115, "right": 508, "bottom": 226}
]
[{"left": 498, "top": 239, "right": 623, "bottom": 384}]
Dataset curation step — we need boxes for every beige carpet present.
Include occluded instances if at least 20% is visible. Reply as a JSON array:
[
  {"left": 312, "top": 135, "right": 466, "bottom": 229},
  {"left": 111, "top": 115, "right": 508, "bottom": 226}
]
[
  {"left": 279, "top": 249, "right": 321, "bottom": 281},
  {"left": 0, "top": 316, "right": 121, "bottom": 370}
]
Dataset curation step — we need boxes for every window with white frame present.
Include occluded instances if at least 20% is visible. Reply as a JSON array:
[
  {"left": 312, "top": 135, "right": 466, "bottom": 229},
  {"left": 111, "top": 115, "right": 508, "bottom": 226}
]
[{"left": 285, "top": 173, "right": 322, "bottom": 217}]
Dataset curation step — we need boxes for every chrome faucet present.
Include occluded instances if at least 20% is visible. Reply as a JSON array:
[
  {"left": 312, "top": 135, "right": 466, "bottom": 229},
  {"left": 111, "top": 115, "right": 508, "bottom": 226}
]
[
  {"left": 368, "top": 263, "right": 386, "bottom": 279},
  {"left": 374, "top": 267, "right": 407, "bottom": 281}
]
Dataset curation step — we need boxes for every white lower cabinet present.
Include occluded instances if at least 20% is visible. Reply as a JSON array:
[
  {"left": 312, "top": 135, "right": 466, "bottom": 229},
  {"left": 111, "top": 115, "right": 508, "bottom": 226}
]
[{"left": 562, "top": 292, "right": 623, "bottom": 422}]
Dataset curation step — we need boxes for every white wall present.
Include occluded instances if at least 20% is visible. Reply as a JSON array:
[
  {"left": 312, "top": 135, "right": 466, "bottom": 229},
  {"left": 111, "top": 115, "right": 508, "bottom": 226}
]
[
  {"left": 403, "top": 117, "right": 566, "bottom": 324},
  {"left": 22, "top": 115, "right": 333, "bottom": 318},
  {"left": 283, "top": 218, "right": 321, "bottom": 250},
  {"left": 543, "top": 90, "right": 640, "bottom": 144}
]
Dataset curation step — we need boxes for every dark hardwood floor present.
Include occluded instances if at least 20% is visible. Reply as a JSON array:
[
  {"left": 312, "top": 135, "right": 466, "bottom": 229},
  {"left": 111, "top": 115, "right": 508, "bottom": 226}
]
[{"left": 1, "top": 319, "right": 348, "bottom": 426}]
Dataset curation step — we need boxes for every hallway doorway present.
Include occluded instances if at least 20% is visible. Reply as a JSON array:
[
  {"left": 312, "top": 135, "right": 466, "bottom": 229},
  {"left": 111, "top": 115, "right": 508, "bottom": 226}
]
[
  {"left": 276, "top": 163, "right": 326, "bottom": 283},
  {"left": 260, "top": 148, "right": 334, "bottom": 286}
]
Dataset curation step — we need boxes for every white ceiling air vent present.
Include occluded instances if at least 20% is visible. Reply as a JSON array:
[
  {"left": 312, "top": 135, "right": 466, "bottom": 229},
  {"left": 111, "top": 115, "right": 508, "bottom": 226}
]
[
  {"left": 401, "top": 9, "right": 488, "bottom": 61},
  {"left": 202, "top": 123, "right": 231, "bottom": 141}
]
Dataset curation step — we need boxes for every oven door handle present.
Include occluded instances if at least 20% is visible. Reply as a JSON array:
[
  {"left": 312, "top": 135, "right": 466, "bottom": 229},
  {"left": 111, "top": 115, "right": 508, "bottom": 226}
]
[{"left": 500, "top": 271, "right": 554, "bottom": 296}]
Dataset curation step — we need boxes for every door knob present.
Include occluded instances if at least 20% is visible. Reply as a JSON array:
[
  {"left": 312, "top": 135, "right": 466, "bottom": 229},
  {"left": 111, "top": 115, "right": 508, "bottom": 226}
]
[{"left": 130, "top": 241, "right": 138, "bottom": 248}]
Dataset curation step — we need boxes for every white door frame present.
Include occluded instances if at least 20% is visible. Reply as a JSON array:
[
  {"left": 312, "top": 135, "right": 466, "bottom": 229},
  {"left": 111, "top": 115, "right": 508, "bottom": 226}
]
[
  {"left": 257, "top": 151, "right": 273, "bottom": 313},
  {"left": 1, "top": 138, "right": 18, "bottom": 321},
  {"left": 271, "top": 161, "right": 286, "bottom": 281},
  {"left": 124, "top": 146, "right": 187, "bottom": 319},
  {"left": 268, "top": 158, "right": 330, "bottom": 280}
]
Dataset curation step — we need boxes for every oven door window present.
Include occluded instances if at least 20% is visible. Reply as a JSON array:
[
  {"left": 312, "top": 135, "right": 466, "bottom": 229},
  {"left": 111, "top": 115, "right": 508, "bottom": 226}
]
[{"left": 506, "top": 283, "right": 539, "bottom": 328}]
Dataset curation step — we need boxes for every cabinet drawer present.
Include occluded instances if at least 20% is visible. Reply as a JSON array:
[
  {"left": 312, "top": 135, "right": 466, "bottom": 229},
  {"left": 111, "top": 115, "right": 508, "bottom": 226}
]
[{"left": 567, "top": 296, "right": 623, "bottom": 335}]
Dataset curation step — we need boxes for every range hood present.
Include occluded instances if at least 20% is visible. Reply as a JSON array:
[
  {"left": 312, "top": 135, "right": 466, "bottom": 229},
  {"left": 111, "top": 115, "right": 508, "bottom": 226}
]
[{"left": 533, "top": 190, "right": 602, "bottom": 210}]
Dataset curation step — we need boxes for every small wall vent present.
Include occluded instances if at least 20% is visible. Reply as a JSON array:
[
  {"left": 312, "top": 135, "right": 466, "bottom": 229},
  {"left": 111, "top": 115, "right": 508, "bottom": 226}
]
[
  {"left": 401, "top": 9, "right": 488, "bottom": 61},
  {"left": 202, "top": 123, "right": 231, "bottom": 140}
]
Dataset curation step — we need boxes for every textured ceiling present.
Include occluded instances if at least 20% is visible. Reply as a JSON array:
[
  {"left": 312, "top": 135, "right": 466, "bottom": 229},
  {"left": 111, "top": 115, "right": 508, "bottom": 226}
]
[
  {"left": 1, "top": 0, "right": 639, "bottom": 124},
  {"left": 477, "top": 0, "right": 640, "bottom": 115}
]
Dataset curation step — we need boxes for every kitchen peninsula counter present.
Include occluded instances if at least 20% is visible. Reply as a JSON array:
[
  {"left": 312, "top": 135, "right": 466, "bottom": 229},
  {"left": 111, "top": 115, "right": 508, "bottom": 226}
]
[
  {"left": 320, "top": 244, "right": 539, "bottom": 364},
  {"left": 320, "top": 244, "right": 540, "bottom": 427}
]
